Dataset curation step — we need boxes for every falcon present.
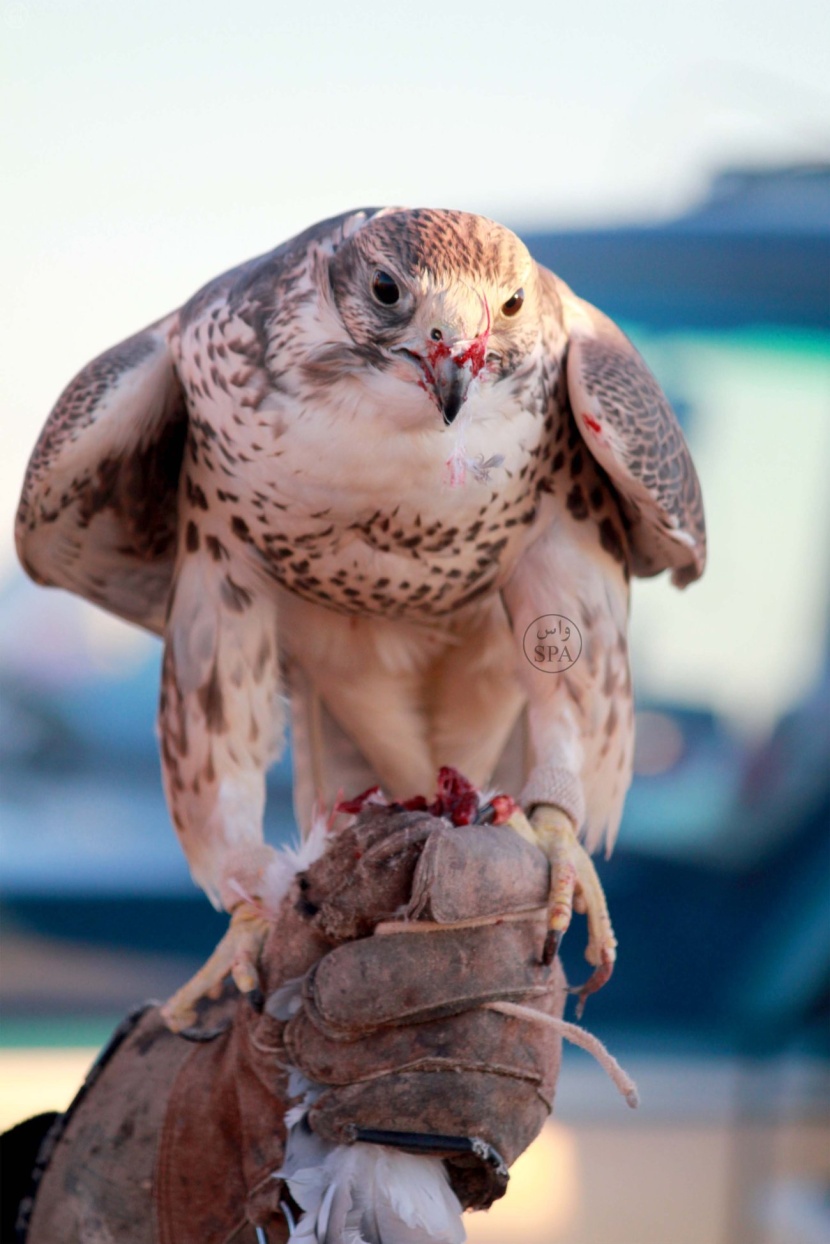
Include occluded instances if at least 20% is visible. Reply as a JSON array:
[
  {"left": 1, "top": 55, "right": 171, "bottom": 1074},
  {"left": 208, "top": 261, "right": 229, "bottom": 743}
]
[{"left": 16, "top": 208, "right": 705, "bottom": 1024}]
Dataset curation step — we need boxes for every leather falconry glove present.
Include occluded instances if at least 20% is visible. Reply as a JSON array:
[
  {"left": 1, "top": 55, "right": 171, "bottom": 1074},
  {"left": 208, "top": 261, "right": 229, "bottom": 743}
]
[{"left": 22, "top": 805, "right": 634, "bottom": 1244}]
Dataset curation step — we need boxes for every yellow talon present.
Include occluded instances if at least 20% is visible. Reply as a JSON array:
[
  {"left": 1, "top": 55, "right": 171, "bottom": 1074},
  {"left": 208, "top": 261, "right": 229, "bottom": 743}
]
[
  {"left": 161, "top": 902, "right": 272, "bottom": 1032},
  {"left": 525, "top": 804, "right": 618, "bottom": 1013}
]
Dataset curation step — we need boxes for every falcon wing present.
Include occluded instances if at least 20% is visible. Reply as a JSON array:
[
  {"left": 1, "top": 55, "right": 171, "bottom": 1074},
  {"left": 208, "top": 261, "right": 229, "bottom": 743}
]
[
  {"left": 15, "top": 316, "right": 186, "bottom": 635},
  {"left": 547, "top": 273, "right": 706, "bottom": 587}
]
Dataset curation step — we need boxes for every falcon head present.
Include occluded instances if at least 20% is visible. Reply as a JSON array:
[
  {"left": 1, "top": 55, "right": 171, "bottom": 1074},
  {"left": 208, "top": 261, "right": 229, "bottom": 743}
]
[{"left": 326, "top": 208, "right": 541, "bottom": 425}]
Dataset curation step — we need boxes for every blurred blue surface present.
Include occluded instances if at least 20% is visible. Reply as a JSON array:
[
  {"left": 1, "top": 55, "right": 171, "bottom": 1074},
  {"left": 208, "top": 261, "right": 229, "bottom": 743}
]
[{"left": 522, "top": 164, "right": 830, "bottom": 330}]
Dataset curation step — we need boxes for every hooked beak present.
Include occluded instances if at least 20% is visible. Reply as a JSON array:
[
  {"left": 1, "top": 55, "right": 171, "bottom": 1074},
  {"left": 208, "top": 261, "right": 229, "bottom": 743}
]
[
  {"left": 396, "top": 328, "right": 492, "bottom": 426},
  {"left": 432, "top": 351, "right": 475, "bottom": 425}
]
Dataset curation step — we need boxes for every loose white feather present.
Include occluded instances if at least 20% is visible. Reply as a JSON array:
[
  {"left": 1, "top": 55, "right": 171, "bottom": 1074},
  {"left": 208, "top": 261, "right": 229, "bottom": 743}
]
[{"left": 279, "top": 1125, "right": 465, "bottom": 1244}]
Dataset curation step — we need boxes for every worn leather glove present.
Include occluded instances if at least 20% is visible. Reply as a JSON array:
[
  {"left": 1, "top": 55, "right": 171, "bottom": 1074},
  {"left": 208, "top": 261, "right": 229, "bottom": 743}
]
[
  {"left": 24, "top": 807, "right": 567, "bottom": 1244},
  {"left": 280, "top": 806, "right": 565, "bottom": 1216}
]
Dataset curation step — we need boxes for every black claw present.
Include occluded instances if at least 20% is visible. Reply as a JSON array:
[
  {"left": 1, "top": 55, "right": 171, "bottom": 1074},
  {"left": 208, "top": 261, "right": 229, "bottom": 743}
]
[{"left": 542, "top": 928, "right": 561, "bottom": 965}]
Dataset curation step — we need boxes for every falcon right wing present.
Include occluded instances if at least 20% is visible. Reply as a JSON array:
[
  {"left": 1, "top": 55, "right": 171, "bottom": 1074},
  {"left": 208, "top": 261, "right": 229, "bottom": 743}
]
[{"left": 16, "top": 316, "right": 187, "bottom": 635}]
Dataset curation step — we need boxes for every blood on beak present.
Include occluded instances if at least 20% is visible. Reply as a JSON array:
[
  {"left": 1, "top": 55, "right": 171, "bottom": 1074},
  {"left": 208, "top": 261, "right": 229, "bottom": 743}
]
[
  {"left": 393, "top": 296, "right": 492, "bottom": 425},
  {"left": 427, "top": 323, "right": 491, "bottom": 426},
  {"left": 432, "top": 352, "right": 475, "bottom": 425}
]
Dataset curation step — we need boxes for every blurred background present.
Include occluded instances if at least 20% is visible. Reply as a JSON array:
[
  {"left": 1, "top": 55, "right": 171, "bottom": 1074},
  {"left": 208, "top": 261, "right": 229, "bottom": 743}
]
[{"left": 1, "top": 2, "right": 828, "bottom": 1241}]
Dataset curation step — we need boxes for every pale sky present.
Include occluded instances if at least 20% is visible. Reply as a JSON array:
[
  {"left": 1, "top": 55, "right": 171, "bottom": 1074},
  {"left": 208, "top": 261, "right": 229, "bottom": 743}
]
[{"left": 2, "top": 0, "right": 829, "bottom": 727}]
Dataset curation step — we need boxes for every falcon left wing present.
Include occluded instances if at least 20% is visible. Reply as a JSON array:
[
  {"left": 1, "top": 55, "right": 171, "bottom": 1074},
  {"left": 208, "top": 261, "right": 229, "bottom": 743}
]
[{"left": 549, "top": 273, "right": 706, "bottom": 587}]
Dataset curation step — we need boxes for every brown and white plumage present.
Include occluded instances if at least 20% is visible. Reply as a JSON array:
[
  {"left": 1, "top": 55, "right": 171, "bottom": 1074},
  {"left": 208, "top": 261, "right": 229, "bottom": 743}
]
[{"left": 16, "top": 207, "right": 705, "bottom": 927}]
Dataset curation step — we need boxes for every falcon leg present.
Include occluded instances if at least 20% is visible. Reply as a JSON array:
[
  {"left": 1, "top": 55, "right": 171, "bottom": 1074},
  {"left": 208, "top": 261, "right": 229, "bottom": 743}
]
[
  {"left": 158, "top": 539, "right": 287, "bottom": 1029},
  {"left": 501, "top": 506, "right": 632, "bottom": 1010},
  {"left": 530, "top": 804, "right": 617, "bottom": 1014},
  {"left": 161, "top": 904, "right": 272, "bottom": 1032}
]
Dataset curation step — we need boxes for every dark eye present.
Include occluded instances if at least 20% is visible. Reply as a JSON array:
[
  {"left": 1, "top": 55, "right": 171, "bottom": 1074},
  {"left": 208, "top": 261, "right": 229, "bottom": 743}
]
[
  {"left": 371, "top": 270, "right": 400, "bottom": 306},
  {"left": 502, "top": 288, "right": 524, "bottom": 317}
]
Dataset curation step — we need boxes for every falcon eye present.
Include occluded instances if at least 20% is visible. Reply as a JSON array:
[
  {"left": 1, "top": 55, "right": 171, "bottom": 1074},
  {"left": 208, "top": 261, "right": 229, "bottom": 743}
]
[
  {"left": 502, "top": 288, "right": 524, "bottom": 317},
  {"left": 371, "top": 270, "right": 401, "bottom": 306}
]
